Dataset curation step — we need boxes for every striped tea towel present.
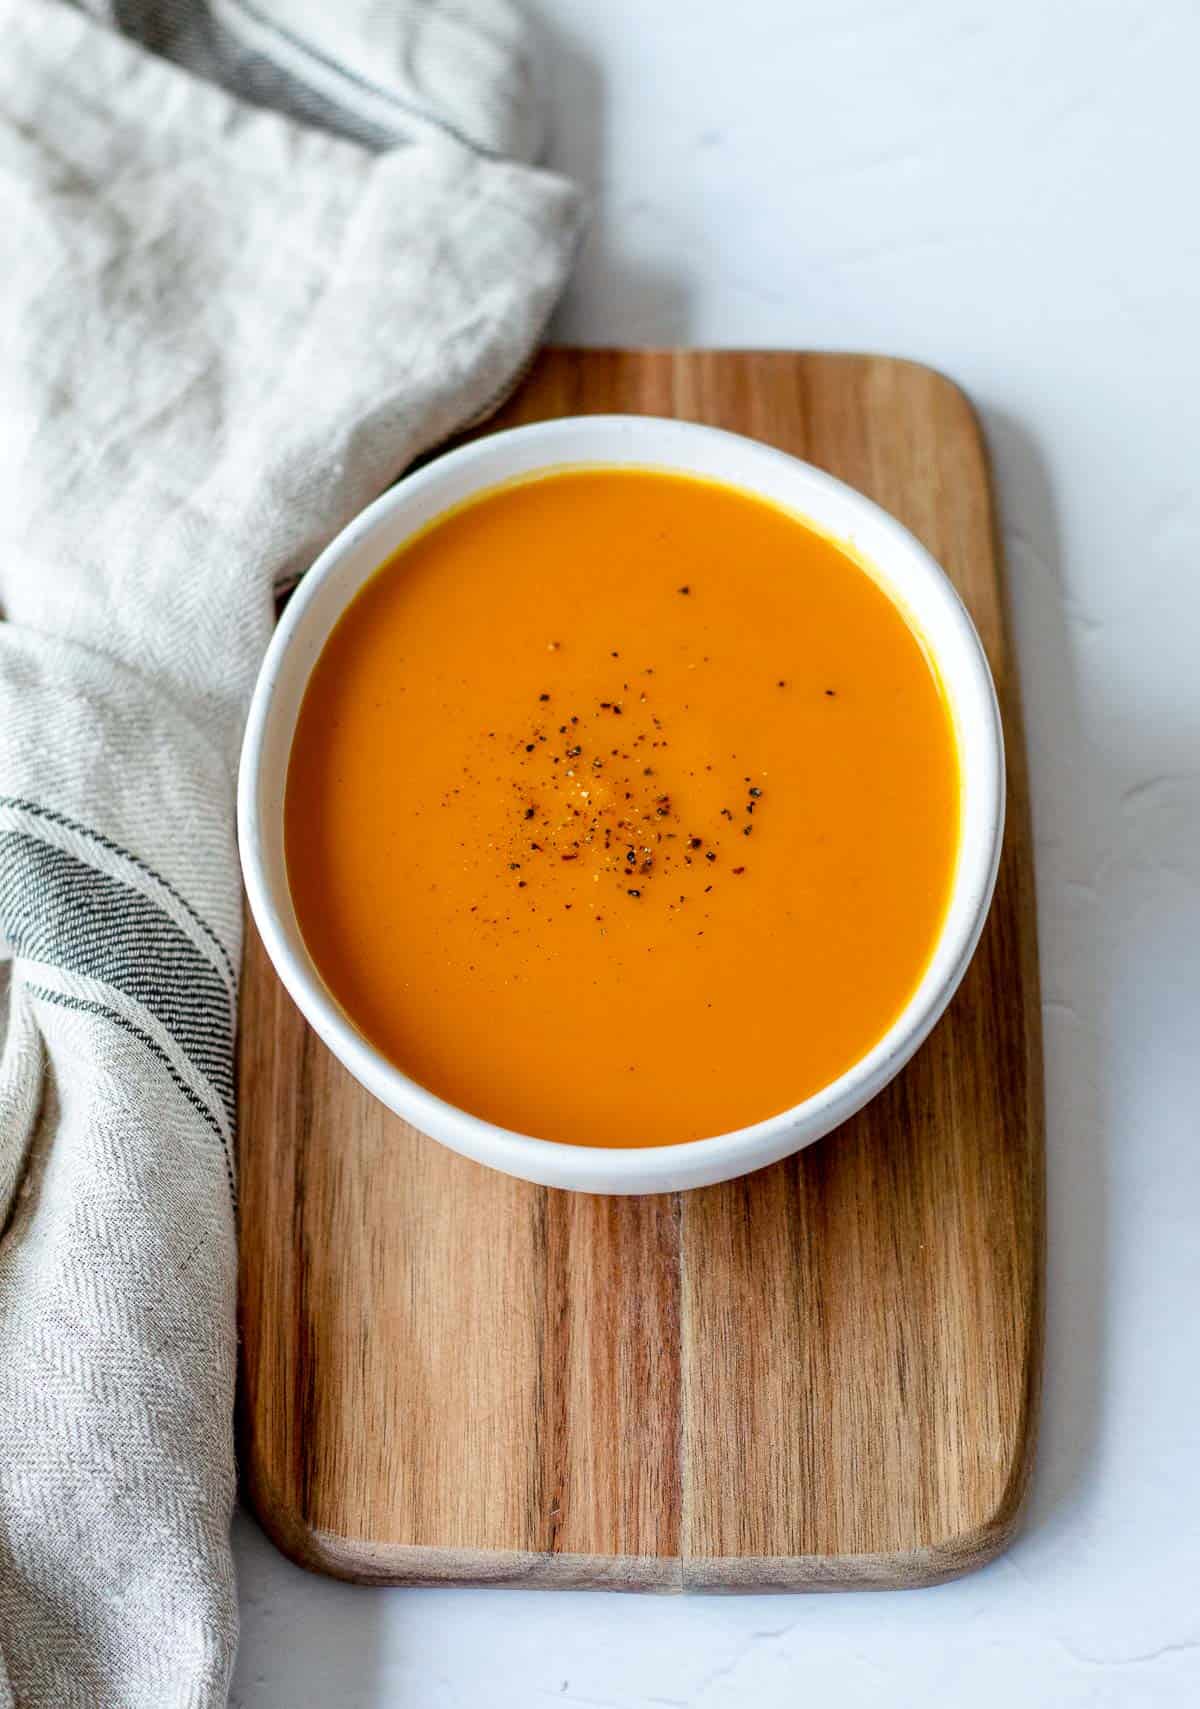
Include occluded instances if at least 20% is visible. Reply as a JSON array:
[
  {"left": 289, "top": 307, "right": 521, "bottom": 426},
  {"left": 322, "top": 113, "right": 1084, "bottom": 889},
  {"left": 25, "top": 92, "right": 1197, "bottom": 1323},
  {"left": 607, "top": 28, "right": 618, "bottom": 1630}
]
[{"left": 0, "top": 3, "right": 580, "bottom": 1703}]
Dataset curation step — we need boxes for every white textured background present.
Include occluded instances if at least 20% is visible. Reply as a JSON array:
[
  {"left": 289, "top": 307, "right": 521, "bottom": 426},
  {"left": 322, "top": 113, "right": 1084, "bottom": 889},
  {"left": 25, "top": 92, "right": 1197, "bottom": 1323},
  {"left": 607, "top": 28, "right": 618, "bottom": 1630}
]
[{"left": 232, "top": 2, "right": 1200, "bottom": 1703}]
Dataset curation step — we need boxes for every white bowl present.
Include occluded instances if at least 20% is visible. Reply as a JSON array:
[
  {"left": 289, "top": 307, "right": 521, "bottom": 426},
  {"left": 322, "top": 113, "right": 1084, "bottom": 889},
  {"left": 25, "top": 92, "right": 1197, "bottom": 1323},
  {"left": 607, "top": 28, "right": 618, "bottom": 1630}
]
[{"left": 238, "top": 415, "right": 1004, "bottom": 1195}]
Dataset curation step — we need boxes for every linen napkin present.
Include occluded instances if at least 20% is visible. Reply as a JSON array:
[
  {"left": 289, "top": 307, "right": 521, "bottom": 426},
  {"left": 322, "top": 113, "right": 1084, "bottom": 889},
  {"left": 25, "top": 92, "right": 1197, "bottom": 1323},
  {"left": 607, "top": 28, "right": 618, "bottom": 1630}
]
[{"left": 0, "top": 3, "right": 580, "bottom": 1704}]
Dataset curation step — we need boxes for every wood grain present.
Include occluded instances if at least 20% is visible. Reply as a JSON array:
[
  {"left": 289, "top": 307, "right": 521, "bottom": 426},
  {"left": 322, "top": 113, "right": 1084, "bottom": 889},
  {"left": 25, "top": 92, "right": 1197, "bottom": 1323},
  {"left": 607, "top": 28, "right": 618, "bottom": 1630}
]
[{"left": 238, "top": 350, "right": 1044, "bottom": 1591}]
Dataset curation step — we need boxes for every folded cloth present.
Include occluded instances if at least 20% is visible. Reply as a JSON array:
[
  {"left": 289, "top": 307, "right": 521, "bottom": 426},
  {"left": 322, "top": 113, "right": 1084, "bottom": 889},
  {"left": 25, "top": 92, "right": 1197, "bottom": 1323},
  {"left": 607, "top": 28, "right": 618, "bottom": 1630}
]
[{"left": 0, "top": 3, "right": 580, "bottom": 1703}]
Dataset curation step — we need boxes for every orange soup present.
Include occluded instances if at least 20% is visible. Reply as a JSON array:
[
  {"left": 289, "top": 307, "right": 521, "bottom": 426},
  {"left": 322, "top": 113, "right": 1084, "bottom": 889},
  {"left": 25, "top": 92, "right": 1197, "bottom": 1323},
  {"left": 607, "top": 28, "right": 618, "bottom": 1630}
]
[{"left": 285, "top": 469, "right": 959, "bottom": 1147}]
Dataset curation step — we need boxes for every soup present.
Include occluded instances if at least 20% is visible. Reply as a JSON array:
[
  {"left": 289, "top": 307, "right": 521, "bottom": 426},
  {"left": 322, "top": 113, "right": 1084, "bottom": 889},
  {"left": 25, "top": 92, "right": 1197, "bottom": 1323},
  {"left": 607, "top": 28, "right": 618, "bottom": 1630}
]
[{"left": 285, "top": 468, "right": 960, "bottom": 1148}]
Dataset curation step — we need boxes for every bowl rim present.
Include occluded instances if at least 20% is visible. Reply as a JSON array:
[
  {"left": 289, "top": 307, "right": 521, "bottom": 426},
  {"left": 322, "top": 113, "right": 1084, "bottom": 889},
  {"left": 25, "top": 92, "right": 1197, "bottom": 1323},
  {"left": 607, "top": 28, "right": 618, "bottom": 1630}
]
[{"left": 238, "top": 414, "right": 1005, "bottom": 1193}]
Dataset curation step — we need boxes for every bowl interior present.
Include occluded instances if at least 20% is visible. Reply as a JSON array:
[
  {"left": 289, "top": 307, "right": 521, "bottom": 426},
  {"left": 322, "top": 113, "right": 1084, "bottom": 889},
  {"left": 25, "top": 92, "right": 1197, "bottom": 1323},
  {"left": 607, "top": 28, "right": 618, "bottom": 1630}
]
[{"left": 239, "top": 416, "right": 1004, "bottom": 1192}]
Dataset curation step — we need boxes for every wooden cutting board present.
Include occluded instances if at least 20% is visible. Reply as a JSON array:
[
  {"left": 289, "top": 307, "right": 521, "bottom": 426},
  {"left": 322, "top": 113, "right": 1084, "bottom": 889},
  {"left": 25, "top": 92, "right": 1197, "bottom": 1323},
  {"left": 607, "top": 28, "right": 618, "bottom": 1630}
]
[{"left": 238, "top": 350, "right": 1044, "bottom": 1591}]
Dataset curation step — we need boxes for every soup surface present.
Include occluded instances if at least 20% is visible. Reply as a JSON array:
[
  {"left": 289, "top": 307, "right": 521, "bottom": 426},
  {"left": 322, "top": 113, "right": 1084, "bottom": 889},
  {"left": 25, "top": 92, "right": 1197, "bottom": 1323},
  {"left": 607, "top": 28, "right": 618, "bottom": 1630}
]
[{"left": 285, "top": 468, "right": 959, "bottom": 1147}]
